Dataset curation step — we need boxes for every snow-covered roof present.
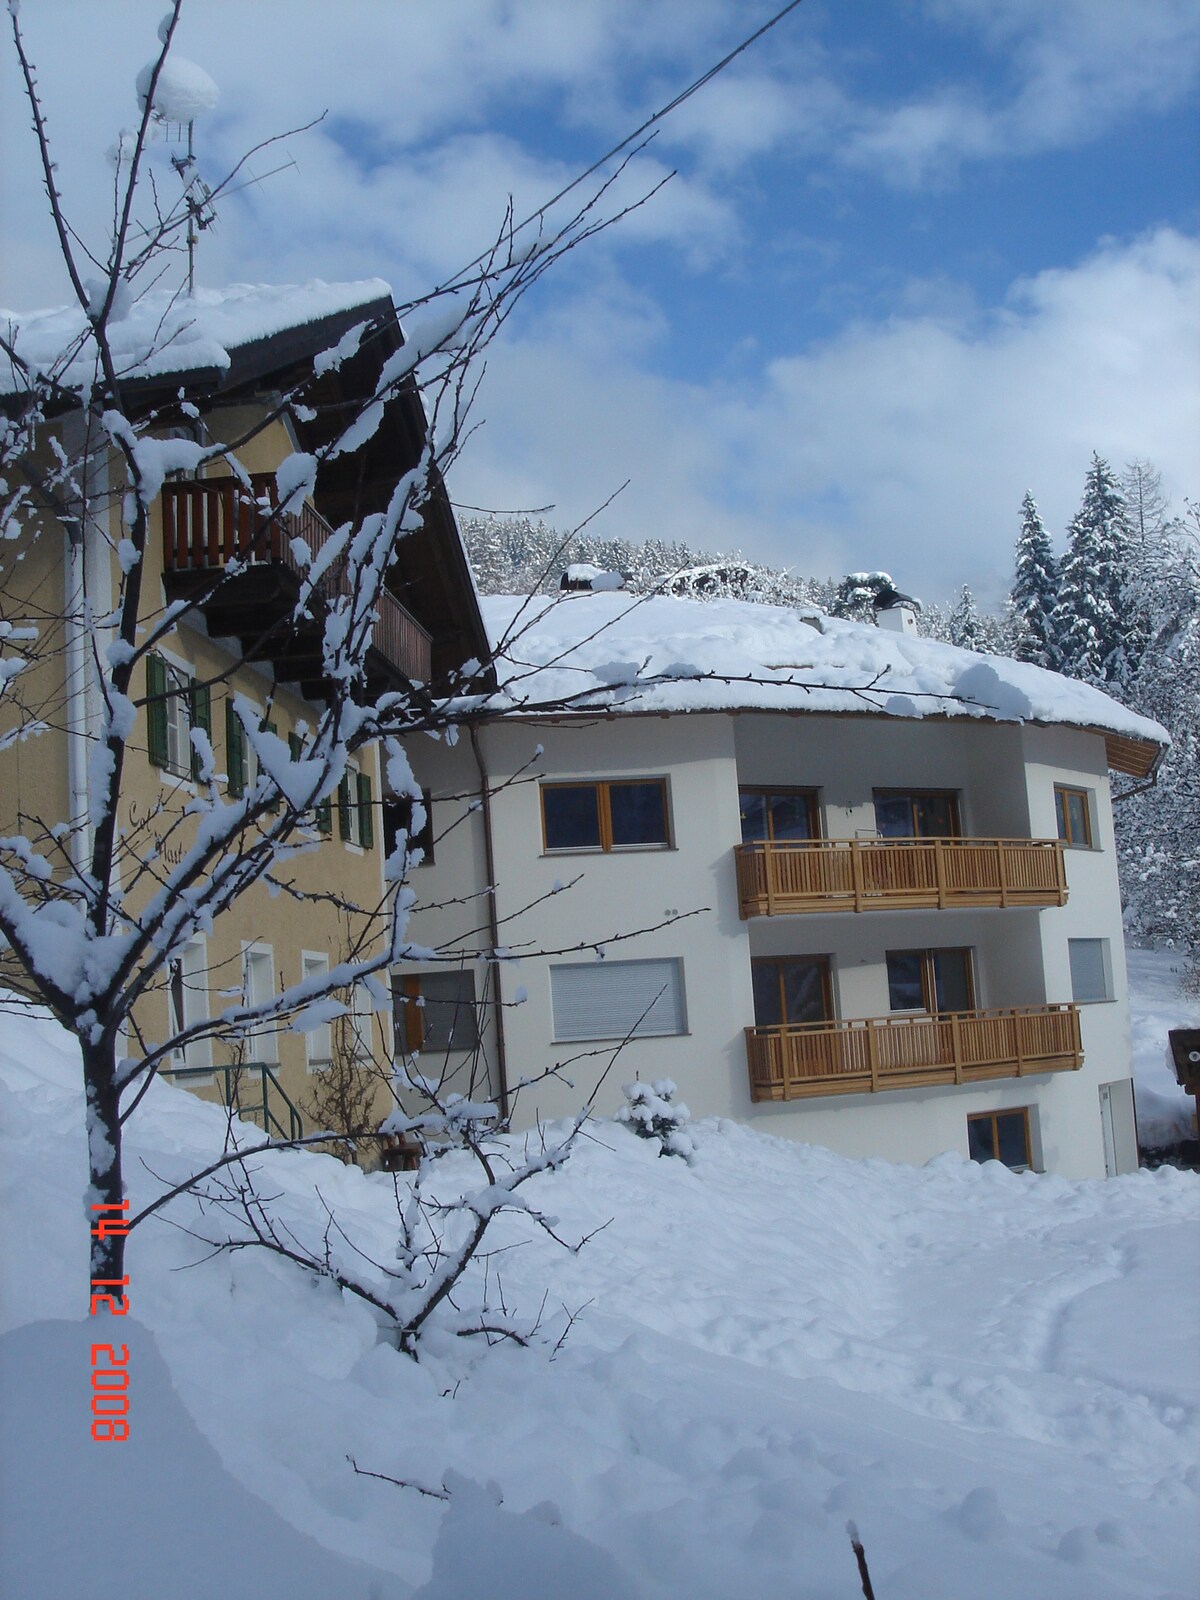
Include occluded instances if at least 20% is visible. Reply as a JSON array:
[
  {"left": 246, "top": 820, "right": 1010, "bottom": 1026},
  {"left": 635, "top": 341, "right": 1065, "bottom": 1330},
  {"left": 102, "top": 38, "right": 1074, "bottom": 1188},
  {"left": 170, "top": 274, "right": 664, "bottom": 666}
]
[
  {"left": 0, "top": 278, "right": 393, "bottom": 397},
  {"left": 482, "top": 592, "right": 1168, "bottom": 775}
]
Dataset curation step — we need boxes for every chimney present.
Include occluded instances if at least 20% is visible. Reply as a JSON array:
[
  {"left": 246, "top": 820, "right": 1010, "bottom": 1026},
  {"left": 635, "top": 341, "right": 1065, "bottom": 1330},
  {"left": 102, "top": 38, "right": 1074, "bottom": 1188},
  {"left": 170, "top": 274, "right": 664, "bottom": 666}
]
[
  {"left": 871, "top": 580, "right": 921, "bottom": 636},
  {"left": 875, "top": 601, "right": 919, "bottom": 635}
]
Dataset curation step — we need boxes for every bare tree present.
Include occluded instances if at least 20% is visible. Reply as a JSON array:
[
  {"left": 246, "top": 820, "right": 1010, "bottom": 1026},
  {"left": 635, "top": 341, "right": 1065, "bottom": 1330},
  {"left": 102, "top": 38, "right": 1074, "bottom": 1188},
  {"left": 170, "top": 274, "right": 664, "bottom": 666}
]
[
  {"left": 0, "top": 1, "right": 680, "bottom": 1309},
  {"left": 0, "top": 0, "right": 884, "bottom": 1348}
]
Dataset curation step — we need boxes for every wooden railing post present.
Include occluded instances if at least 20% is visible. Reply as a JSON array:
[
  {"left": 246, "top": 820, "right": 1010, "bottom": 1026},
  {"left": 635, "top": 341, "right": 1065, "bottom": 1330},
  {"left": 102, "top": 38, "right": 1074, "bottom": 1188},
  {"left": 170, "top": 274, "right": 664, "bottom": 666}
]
[
  {"left": 997, "top": 841, "right": 1009, "bottom": 908},
  {"left": 949, "top": 1013, "right": 963, "bottom": 1082},
  {"left": 866, "top": 1019, "right": 879, "bottom": 1092},
  {"left": 850, "top": 839, "right": 864, "bottom": 912},
  {"left": 934, "top": 838, "right": 946, "bottom": 908}
]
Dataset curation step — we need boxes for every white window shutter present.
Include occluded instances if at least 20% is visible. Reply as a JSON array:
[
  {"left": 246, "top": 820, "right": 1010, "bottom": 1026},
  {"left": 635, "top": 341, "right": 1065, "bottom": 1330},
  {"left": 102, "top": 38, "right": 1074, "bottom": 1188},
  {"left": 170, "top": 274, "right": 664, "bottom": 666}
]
[{"left": 551, "top": 959, "right": 685, "bottom": 1041}]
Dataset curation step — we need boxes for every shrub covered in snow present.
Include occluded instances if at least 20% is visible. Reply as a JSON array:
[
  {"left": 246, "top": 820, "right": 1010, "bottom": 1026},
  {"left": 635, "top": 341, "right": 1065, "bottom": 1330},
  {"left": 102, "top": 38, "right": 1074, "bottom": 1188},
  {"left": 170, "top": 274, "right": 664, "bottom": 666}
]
[{"left": 616, "top": 1078, "right": 697, "bottom": 1162}]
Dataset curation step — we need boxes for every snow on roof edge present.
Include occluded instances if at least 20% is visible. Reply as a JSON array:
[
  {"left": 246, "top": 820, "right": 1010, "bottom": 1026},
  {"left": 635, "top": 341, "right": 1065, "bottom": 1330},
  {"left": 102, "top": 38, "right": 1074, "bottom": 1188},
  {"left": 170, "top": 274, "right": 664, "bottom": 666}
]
[
  {"left": 0, "top": 278, "right": 395, "bottom": 397},
  {"left": 477, "top": 592, "right": 1168, "bottom": 774}
]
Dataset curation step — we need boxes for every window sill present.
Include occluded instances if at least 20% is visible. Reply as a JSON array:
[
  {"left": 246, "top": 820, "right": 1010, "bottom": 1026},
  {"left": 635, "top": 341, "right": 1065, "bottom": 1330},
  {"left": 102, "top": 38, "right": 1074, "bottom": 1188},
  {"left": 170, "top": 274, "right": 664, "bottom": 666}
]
[{"left": 542, "top": 843, "right": 675, "bottom": 858}]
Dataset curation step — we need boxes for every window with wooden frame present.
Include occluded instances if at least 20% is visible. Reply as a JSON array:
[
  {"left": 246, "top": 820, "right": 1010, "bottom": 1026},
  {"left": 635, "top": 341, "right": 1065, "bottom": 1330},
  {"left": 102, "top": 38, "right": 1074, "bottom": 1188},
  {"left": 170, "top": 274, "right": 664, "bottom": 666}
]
[
  {"left": 394, "top": 971, "right": 479, "bottom": 1054},
  {"left": 1054, "top": 785, "right": 1093, "bottom": 848},
  {"left": 886, "top": 947, "right": 975, "bottom": 1013},
  {"left": 873, "top": 789, "right": 961, "bottom": 839},
  {"left": 147, "top": 652, "right": 210, "bottom": 781},
  {"left": 739, "top": 788, "right": 820, "bottom": 844},
  {"left": 541, "top": 779, "right": 670, "bottom": 852},
  {"left": 967, "top": 1108, "right": 1032, "bottom": 1170},
  {"left": 751, "top": 956, "right": 833, "bottom": 1028},
  {"left": 383, "top": 789, "right": 434, "bottom": 864},
  {"left": 337, "top": 759, "right": 374, "bottom": 850}
]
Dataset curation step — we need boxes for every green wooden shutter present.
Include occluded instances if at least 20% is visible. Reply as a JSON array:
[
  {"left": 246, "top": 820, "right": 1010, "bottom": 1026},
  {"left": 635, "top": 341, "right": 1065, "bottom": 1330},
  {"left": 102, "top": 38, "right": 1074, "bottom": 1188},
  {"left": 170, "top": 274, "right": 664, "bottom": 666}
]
[
  {"left": 189, "top": 681, "right": 212, "bottom": 781},
  {"left": 226, "top": 701, "right": 246, "bottom": 797},
  {"left": 146, "top": 652, "right": 168, "bottom": 769},
  {"left": 357, "top": 772, "right": 374, "bottom": 850},
  {"left": 288, "top": 732, "right": 302, "bottom": 761},
  {"left": 262, "top": 719, "right": 280, "bottom": 812},
  {"left": 337, "top": 774, "right": 353, "bottom": 841}
]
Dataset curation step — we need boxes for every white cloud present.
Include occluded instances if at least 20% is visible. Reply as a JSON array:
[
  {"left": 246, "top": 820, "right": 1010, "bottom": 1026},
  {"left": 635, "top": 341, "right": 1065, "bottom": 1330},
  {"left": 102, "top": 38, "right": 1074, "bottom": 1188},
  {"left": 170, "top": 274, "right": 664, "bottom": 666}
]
[
  {"left": 841, "top": 0, "right": 1200, "bottom": 186},
  {"left": 451, "top": 229, "right": 1200, "bottom": 604}
]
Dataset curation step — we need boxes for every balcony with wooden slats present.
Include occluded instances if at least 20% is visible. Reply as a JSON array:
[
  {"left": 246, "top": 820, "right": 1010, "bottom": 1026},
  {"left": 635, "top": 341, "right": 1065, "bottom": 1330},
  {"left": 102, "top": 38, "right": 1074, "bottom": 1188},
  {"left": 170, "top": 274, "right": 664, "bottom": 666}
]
[
  {"left": 160, "top": 476, "right": 432, "bottom": 697},
  {"left": 746, "top": 1002, "right": 1082, "bottom": 1101},
  {"left": 735, "top": 837, "right": 1067, "bottom": 918}
]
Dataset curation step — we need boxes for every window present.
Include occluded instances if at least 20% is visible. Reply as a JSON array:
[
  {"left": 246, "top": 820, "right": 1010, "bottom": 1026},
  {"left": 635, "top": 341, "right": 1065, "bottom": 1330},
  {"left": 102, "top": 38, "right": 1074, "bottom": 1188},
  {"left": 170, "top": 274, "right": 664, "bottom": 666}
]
[
  {"left": 550, "top": 958, "right": 686, "bottom": 1042},
  {"left": 289, "top": 734, "right": 332, "bottom": 836},
  {"left": 383, "top": 789, "right": 433, "bottom": 864},
  {"left": 301, "top": 953, "right": 331, "bottom": 1070},
  {"left": 147, "top": 652, "right": 210, "bottom": 780},
  {"left": 1055, "top": 785, "right": 1093, "bottom": 848},
  {"left": 887, "top": 948, "right": 975, "bottom": 1013},
  {"left": 241, "top": 945, "right": 277, "bottom": 1063},
  {"left": 394, "top": 971, "right": 479, "bottom": 1054},
  {"left": 751, "top": 956, "right": 832, "bottom": 1027},
  {"left": 338, "top": 760, "right": 375, "bottom": 849},
  {"left": 541, "top": 779, "right": 669, "bottom": 852},
  {"left": 167, "top": 938, "right": 210, "bottom": 1068},
  {"left": 1069, "top": 938, "right": 1112, "bottom": 1003},
  {"left": 968, "top": 1108, "right": 1032, "bottom": 1170},
  {"left": 739, "top": 788, "right": 820, "bottom": 843},
  {"left": 873, "top": 790, "right": 960, "bottom": 839},
  {"left": 346, "top": 985, "right": 376, "bottom": 1063}
]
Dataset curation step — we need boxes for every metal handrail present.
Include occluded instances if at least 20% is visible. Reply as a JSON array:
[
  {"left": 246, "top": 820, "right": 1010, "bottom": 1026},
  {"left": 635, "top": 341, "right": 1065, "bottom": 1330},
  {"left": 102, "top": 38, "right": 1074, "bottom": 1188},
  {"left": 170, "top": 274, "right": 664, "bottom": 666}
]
[{"left": 161, "top": 1061, "right": 304, "bottom": 1142}]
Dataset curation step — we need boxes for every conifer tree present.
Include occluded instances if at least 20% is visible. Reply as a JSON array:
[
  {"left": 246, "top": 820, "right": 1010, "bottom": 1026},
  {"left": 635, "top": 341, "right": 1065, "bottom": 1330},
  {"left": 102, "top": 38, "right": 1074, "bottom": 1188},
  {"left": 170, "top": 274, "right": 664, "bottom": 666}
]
[
  {"left": 1052, "top": 454, "right": 1133, "bottom": 685},
  {"left": 949, "top": 584, "right": 983, "bottom": 650},
  {"left": 1010, "top": 491, "right": 1058, "bottom": 666}
]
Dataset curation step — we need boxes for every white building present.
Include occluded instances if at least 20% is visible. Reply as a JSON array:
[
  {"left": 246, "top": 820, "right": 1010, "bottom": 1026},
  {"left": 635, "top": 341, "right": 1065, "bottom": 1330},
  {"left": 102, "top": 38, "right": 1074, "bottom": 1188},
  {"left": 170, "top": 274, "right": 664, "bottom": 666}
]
[{"left": 397, "top": 592, "right": 1167, "bottom": 1180}]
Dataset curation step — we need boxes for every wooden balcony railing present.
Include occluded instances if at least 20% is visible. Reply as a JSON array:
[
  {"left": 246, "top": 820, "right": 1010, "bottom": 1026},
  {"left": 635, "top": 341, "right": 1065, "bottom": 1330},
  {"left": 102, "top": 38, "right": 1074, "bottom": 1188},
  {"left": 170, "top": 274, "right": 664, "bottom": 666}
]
[
  {"left": 746, "top": 1003, "right": 1082, "bottom": 1101},
  {"left": 735, "top": 837, "right": 1067, "bottom": 918},
  {"left": 161, "top": 476, "right": 432, "bottom": 684}
]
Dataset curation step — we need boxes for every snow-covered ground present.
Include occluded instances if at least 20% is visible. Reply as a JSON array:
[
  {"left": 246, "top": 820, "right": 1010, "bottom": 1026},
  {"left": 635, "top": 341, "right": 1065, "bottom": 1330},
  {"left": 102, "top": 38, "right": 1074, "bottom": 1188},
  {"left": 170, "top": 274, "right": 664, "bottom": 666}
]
[
  {"left": 2, "top": 955, "right": 1197, "bottom": 1600},
  {"left": 1128, "top": 946, "right": 1199, "bottom": 1150}
]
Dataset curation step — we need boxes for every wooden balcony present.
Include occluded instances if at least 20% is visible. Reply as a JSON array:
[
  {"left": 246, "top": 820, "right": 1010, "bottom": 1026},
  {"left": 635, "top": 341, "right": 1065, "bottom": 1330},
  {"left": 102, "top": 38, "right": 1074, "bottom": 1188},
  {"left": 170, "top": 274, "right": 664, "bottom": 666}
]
[
  {"left": 161, "top": 477, "right": 432, "bottom": 697},
  {"left": 735, "top": 837, "right": 1067, "bottom": 918},
  {"left": 747, "top": 1003, "right": 1082, "bottom": 1101}
]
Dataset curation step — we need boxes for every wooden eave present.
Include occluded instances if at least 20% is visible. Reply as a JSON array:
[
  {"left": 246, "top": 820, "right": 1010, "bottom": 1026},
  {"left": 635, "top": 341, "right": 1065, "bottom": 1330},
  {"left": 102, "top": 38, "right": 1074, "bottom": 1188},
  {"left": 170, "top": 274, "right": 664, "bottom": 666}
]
[{"left": 26, "top": 293, "right": 491, "bottom": 687}]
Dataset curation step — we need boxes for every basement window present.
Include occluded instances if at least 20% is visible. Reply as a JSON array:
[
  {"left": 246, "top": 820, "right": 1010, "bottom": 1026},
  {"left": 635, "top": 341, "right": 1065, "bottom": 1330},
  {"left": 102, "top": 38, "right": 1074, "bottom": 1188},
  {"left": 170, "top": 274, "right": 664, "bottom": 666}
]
[{"left": 968, "top": 1108, "right": 1032, "bottom": 1171}]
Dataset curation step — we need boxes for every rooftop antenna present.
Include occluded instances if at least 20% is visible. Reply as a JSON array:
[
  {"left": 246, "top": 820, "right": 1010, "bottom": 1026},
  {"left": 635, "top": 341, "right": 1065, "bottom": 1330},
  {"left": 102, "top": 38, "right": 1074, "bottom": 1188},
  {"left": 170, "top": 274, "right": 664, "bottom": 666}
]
[
  {"left": 169, "top": 127, "right": 218, "bottom": 297},
  {"left": 135, "top": 38, "right": 221, "bottom": 295}
]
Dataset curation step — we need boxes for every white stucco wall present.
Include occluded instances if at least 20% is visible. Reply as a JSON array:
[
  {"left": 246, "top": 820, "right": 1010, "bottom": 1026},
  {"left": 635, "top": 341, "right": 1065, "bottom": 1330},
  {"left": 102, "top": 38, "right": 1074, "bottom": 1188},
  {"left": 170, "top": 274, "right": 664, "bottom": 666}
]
[{"left": 399, "top": 709, "right": 1136, "bottom": 1179}]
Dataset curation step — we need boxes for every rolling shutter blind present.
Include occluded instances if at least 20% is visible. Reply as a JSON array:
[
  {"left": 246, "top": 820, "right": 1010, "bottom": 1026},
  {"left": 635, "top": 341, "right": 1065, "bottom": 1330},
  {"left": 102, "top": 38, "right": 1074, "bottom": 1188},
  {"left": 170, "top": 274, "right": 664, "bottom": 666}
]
[
  {"left": 146, "top": 652, "right": 168, "bottom": 768},
  {"left": 1068, "top": 939, "right": 1109, "bottom": 1003},
  {"left": 226, "top": 701, "right": 246, "bottom": 796},
  {"left": 550, "top": 959, "right": 685, "bottom": 1042}
]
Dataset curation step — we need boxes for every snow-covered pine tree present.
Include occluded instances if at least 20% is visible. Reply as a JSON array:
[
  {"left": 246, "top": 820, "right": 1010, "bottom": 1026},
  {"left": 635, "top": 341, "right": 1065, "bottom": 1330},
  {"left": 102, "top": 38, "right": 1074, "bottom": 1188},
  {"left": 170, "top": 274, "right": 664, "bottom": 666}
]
[
  {"left": 949, "top": 584, "right": 983, "bottom": 650},
  {"left": 1010, "top": 491, "right": 1058, "bottom": 667},
  {"left": 1052, "top": 453, "right": 1135, "bottom": 686}
]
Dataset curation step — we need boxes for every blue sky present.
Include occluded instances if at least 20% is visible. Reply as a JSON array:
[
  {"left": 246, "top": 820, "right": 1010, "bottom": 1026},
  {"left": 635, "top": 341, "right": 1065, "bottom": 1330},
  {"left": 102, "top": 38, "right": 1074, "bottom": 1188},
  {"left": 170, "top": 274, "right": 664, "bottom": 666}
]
[{"left": 2, "top": 0, "right": 1197, "bottom": 604}]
